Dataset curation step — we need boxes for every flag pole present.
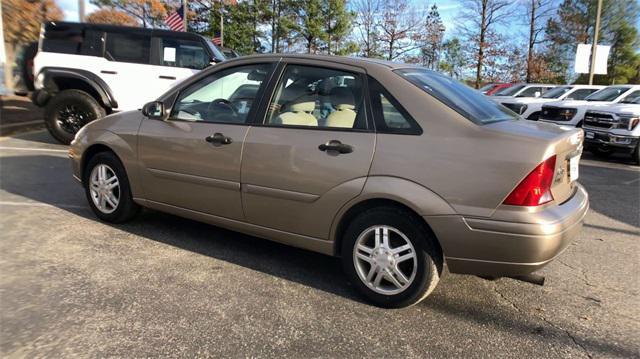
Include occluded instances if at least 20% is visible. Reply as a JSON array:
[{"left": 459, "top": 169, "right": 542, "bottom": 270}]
[
  {"left": 183, "top": 0, "right": 188, "bottom": 32},
  {"left": 220, "top": 1, "right": 224, "bottom": 47}
]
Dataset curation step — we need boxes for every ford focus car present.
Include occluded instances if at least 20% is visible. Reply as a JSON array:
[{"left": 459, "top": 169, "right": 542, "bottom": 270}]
[{"left": 69, "top": 55, "right": 589, "bottom": 308}]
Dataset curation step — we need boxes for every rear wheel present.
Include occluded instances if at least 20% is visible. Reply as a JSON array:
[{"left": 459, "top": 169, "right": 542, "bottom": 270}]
[
  {"left": 341, "top": 207, "right": 442, "bottom": 308},
  {"left": 45, "top": 89, "right": 106, "bottom": 144},
  {"left": 84, "top": 152, "right": 139, "bottom": 223}
]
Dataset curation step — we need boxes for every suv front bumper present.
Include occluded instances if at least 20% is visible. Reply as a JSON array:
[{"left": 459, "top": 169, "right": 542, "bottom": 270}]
[
  {"left": 584, "top": 128, "right": 639, "bottom": 150},
  {"left": 426, "top": 183, "right": 589, "bottom": 277}
]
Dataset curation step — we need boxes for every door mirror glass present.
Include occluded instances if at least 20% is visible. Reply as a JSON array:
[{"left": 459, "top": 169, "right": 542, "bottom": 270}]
[{"left": 142, "top": 101, "right": 167, "bottom": 120}]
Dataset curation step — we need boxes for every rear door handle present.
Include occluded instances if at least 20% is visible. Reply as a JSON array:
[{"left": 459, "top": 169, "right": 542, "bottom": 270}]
[
  {"left": 205, "top": 133, "right": 233, "bottom": 146},
  {"left": 100, "top": 70, "right": 117, "bottom": 74},
  {"left": 318, "top": 140, "right": 353, "bottom": 154},
  {"left": 159, "top": 75, "right": 177, "bottom": 80}
]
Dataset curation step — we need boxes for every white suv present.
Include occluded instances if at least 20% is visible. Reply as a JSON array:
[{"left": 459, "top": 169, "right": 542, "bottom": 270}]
[
  {"left": 582, "top": 98, "right": 640, "bottom": 164},
  {"left": 490, "top": 83, "right": 556, "bottom": 101},
  {"left": 33, "top": 21, "right": 225, "bottom": 144},
  {"left": 539, "top": 85, "right": 640, "bottom": 128},
  {"left": 499, "top": 85, "right": 603, "bottom": 120}
]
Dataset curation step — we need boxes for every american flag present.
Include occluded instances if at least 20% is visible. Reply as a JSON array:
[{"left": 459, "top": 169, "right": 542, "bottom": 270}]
[
  {"left": 212, "top": 32, "right": 222, "bottom": 46},
  {"left": 165, "top": 5, "right": 185, "bottom": 32}
]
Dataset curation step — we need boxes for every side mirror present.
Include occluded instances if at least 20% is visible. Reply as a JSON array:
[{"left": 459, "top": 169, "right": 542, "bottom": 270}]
[
  {"left": 210, "top": 57, "right": 222, "bottom": 65},
  {"left": 534, "top": 91, "right": 541, "bottom": 97},
  {"left": 142, "top": 101, "right": 168, "bottom": 120}
]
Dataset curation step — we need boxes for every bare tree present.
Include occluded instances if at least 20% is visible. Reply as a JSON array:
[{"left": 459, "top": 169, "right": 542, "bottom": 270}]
[
  {"left": 377, "top": 0, "right": 423, "bottom": 61},
  {"left": 523, "top": 0, "right": 555, "bottom": 82},
  {"left": 457, "top": 0, "right": 512, "bottom": 88},
  {"left": 353, "top": 0, "right": 382, "bottom": 58}
]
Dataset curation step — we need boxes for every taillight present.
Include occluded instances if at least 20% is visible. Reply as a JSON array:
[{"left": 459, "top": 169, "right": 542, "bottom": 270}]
[{"left": 503, "top": 155, "right": 556, "bottom": 206}]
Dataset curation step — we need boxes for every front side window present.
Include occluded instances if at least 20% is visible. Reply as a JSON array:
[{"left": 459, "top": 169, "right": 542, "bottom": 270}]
[
  {"left": 105, "top": 32, "right": 150, "bottom": 64},
  {"left": 159, "top": 38, "right": 209, "bottom": 70},
  {"left": 395, "top": 68, "right": 516, "bottom": 124},
  {"left": 586, "top": 86, "right": 631, "bottom": 101},
  {"left": 265, "top": 65, "right": 367, "bottom": 130},
  {"left": 171, "top": 64, "right": 273, "bottom": 123},
  {"left": 542, "top": 86, "right": 572, "bottom": 99}
]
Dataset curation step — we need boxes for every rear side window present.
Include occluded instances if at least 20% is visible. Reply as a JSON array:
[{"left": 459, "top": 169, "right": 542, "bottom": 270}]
[
  {"left": 394, "top": 68, "right": 516, "bottom": 125},
  {"left": 105, "top": 32, "right": 150, "bottom": 64},
  {"left": 158, "top": 38, "right": 209, "bottom": 70},
  {"left": 517, "top": 86, "right": 545, "bottom": 97},
  {"left": 369, "top": 78, "right": 421, "bottom": 135},
  {"left": 42, "top": 23, "right": 83, "bottom": 54}
]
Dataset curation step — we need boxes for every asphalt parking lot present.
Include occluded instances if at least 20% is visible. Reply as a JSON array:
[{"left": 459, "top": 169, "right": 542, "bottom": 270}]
[{"left": 1, "top": 130, "right": 638, "bottom": 358}]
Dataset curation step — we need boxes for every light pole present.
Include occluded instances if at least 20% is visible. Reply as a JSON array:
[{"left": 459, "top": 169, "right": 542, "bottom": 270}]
[
  {"left": 588, "top": 0, "right": 603, "bottom": 85},
  {"left": 79, "top": 0, "right": 85, "bottom": 22}
]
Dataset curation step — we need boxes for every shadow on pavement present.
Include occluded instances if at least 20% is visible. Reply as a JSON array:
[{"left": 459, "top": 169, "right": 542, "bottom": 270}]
[{"left": 1, "top": 154, "right": 638, "bottom": 357}]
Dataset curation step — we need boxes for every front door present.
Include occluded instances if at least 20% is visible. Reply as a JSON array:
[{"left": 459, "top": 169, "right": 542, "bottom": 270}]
[
  {"left": 137, "top": 63, "right": 275, "bottom": 220},
  {"left": 241, "top": 63, "right": 375, "bottom": 239}
]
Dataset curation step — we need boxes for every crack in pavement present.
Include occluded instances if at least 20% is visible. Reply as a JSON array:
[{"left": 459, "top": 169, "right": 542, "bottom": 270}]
[{"left": 492, "top": 284, "right": 593, "bottom": 359}]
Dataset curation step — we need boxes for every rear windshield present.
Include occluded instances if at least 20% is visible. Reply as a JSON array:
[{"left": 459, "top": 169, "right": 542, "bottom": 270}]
[
  {"left": 394, "top": 68, "right": 516, "bottom": 124},
  {"left": 542, "top": 86, "right": 572, "bottom": 99},
  {"left": 586, "top": 86, "right": 630, "bottom": 101},
  {"left": 494, "top": 84, "right": 525, "bottom": 96}
]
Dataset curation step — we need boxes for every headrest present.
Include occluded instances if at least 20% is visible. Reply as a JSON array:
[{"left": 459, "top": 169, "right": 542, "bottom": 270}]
[
  {"left": 289, "top": 100, "right": 315, "bottom": 113},
  {"left": 330, "top": 87, "right": 355, "bottom": 109}
]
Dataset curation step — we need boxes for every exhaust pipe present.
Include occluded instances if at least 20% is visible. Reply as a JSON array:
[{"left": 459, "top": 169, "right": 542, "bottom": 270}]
[
  {"left": 477, "top": 274, "right": 545, "bottom": 286},
  {"left": 511, "top": 274, "right": 545, "bottom": 286}
]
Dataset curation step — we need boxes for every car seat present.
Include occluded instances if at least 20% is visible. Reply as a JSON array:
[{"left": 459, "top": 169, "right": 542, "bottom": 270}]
[{"left": 326, "top": 87, "right": 357, "bottom": 128}]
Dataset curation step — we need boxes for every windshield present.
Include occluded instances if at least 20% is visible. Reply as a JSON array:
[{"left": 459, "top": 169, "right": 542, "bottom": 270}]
[
  {"left": 585, "top": 86, "right": 630, "bottom": 101},
  {"left": 542, "top": 86, "right": 572, "bottom": 99},
  {"left": 394, "top": 68, "right": 516, "bottom": 124},
  {"left": 206, "top": 41, "right": 226, "bottom": 62},
  {"left": 494, "top": 84, "right": 525, "bottom": 96},
  {"left": 619, "top": 90, "right": 640, "bottom": 104},
  {"left": 478, "top": 83, "right": 495, "bottom": 92}
]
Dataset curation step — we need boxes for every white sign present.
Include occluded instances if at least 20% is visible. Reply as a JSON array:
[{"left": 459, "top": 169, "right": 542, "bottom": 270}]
[
  {"left": 574, "top": 44, "right": 610, "bottom": 74},
  {"left": 163, "top": 47, "right": 176, "bottom": 62}
]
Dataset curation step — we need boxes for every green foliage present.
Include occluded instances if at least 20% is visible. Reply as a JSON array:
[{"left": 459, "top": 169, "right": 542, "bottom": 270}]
[{"left": 439, "top": 38, "right": 465, "bottom": 79}]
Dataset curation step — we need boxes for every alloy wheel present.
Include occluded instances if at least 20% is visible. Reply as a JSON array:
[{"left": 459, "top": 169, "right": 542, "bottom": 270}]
[
  {"left": 89, "top": 164, "right": 120, "bottom": 214},
  {"left": 353, "top": 225, "right": 418, "bottom": 295}
]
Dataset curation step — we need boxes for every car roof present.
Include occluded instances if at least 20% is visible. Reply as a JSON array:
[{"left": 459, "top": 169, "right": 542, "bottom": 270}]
[
  {"left": 44, "top": 21, "right": 209, "bottom": 41},
  {"left": 218, "top": 53, "right": 423, "bottom": 71}
]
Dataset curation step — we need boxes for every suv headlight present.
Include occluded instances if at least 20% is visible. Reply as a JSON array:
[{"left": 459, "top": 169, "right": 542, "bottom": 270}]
[
  {"left": 616, "top": 114, "right": 640, "bottom": 131},
  {"left": 559, "top": 108, "right": 577, "bottom": 121}
]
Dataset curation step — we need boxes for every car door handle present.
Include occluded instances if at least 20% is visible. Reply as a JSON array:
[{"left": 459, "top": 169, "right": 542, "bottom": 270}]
[
  {"left": 159, "top": 75, "right": 176, "bottom": 80},
  {"left": 100, "top": 70, "right": 117, "bottom": 74},
  {"left": 205, "top": 133, "right": 233, "bottom": 145},
  {"left": 318, "top": 140, "right": 353, "bottom": 154}
]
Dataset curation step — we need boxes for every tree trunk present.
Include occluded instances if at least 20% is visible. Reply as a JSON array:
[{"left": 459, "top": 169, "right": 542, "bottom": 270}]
[
  {"left": 475, "top": 0, "right": 487, "bottom": 89},
  {"left": 271, "top": 0, "right": 277, "bottom": 53},
  {"left": 526, "top": 0, "right": 536, "bottom": 83}
]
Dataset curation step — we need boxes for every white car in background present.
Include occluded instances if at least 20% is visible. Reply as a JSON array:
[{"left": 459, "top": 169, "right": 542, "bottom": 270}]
[
  {"left": 582, "top": 98, "right": 640, "bottom": 164},
  {"left": 499, "top": 85, "right": 603, "bottom": 120},
  {"left": 490, "top": 83, "right": 556, "bottom": 101},
  {"left": 539, "top": 85, "right": 640, "bottom": 127}
]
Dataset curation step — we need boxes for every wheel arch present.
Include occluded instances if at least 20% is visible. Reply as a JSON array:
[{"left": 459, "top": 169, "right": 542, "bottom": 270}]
[
  {"left": 40, "top": 67, "right": 118, "bottom": 109},
  {"left": 81, "top": 143, "right": 118, "bottom": 181}
]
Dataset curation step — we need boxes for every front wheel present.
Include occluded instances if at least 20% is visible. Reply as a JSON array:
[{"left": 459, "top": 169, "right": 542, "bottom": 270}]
[
  {"left": 44, "top": 89, "right": 106, "bottom": 144},
  {"left": 341, "top": 207, "right": 442, "bottom": 308},
  {"left": 633, "top": 144, "right": 640, "bottom": 165},
  {"left": 84, "top": 152, "right": 139, "bottom": 223}
]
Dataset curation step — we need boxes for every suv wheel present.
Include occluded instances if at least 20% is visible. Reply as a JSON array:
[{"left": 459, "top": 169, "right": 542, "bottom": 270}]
[
  {"left": 84, "top": 152, "right": 139, "bottom": 223},
  {"left": 341, "top": 207, "right": 442, "bottom": 308},
  {"left": 633, "top": 144, "right": 640, "bottom": 165},
  {"left": 45, "top": 89, "right": 106, "bottom": 144}
]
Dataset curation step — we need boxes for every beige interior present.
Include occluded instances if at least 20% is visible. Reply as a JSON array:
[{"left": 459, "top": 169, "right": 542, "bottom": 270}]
[
  {"left": 276, "top": 100, "right": 318, "bottom": 126},
  {"left": 326, "top": 87, "right": 357, "bottom": 128}
]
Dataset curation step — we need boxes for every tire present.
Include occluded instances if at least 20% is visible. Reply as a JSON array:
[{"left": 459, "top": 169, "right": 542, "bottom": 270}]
[
  {"left": 633, "top": 144, "right": 640, "bottom": 166},
  {"left": 341, "top": 207, "right": 442, "bottom": 308},
  {"left": 83, "top": 151, "right": 139, "bottom": 223},
  {"left": 45, "top": 89, "right": 106, "bottom": 145},
  {"left": 593, "top": 146, "right": 613, "bottom": 158}
]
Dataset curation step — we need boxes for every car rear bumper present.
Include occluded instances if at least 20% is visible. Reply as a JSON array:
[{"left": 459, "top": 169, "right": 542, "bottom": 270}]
[{"left": 425, "top": 183, "right": 589, "bottom": 277}]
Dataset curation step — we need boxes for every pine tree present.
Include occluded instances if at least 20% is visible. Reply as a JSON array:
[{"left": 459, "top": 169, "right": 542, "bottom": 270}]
[{"left": 421, "top": 4, "right": 445, "bottom": 70}]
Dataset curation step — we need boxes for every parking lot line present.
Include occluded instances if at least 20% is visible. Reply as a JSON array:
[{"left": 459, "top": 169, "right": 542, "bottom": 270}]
[{"left": 0, "top": 201, "right": 86, "bottom": 210}]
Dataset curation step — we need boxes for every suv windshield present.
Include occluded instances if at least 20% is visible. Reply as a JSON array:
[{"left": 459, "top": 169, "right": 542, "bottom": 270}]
[
  {"left": 542, "top": 86, "right": 572, "bottom": 99},
  {"left": 619, "top": 91, "right": 640, "bottom": 104},
  {"left": 478, "top": 83, "right": 495, "bottom": 92},
  {"left": 586, "top": 86, "right": 630, "bottom": 102},
  {"left": 394, "top": 68, "right": 516, "bottom": 124},
  {"left": 494, "top": 84, "right": 525, "bottom": 96}
]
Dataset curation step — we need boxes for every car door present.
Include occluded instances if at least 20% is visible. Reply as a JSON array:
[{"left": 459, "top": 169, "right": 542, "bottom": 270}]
[
  {"left": 101, "top": 31, "right": 157, "bottom": 111},
  {"left": 148, "top": 36, "right": 210, "bottom": 99},
  {"left": 137, "top": 62, "right": 276, "bottom": 220},
  {"left": 241, "top": 61, "right": 375, "bottom": 239}
]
